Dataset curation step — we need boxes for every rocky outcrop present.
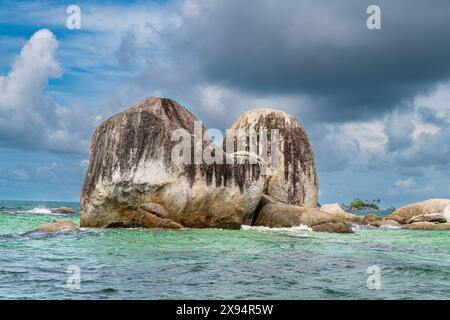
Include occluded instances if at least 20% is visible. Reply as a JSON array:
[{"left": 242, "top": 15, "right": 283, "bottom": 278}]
[
  {"left": 407, "top": 213, "right": 447, "bottom": 224},
  {"left": 386, "top": 199, "right": 450, "bottom": 224},
  {"left": 227, "top": 108, "right": 318, "bottom": 208},
  {"left": 360, "top": 214, "right": 383, "bottom": 226},
  {"left": 26, "top": 220, "right": 79, "bottom": 234},
  {"left": 312, "top": 222, "right": 353, "bottom": 233},
  {"left": 50, "top": 207, "right": 78, "bottom": 214},
  {"left": 320, "top": 203, "right": 348, "bottom": 215},
  {"left": 80, "top": 97, "right": 265, "bottom": 230},
  {"left": 403, "top": 222, "right": 450, "bottom": 230},
  {"left": 253, "top": 198, "right": 353, "bottom": 233},
  {"left": 320, "top": 203, "right": 356, "bottom": 221},
  {"left": 372, "top": 219, "right": 401, "bottom": 228},
  {"left": 255, "top": 202, "right": 333, "bottom": 228},
  {"left": 105, "top": 209, "right": 183, "bottom": 229}
]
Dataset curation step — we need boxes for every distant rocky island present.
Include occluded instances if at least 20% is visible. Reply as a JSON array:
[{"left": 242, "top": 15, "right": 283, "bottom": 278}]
[
  {"left": 29, "top": 97, "right": 450, "bottom": 234},
  {"left": 341, "top": 199, "right": 382, "bottom": 211}
]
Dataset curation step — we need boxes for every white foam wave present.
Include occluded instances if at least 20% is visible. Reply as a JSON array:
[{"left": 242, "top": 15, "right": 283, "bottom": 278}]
[
  {"left": 242, "top": 224, "right": 312, "bottom": 232},
  {"left": 26, "top": 206, "right": 52, "bottom": 214}
]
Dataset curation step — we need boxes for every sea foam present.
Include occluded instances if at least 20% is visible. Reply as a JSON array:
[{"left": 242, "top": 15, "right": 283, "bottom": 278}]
[
  {"left": 26, "top": 206, "right": 52, "bottom": 214},
  {"left": 242, "top": 224, "right": 312, "bottom": 232}
]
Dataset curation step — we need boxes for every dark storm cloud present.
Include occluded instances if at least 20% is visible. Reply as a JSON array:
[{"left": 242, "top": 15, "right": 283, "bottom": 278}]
[{"left": 167, "top": 0, "right": 450, "bottom": 122}]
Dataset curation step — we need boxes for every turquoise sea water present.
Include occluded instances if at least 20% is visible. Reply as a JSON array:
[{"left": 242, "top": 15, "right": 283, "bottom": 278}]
[{"left": 0, "top": 200, "right": 449, "bottom": 300}]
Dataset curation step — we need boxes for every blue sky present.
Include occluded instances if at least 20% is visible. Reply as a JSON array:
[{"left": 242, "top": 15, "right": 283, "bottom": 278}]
[{"left": 1, "top": 0, "right": 450, "bottom": 207}]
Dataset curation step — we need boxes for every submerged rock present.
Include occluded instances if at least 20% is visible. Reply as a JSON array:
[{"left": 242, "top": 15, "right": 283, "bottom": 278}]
[
  {"left": 373, "top": 219, "right": 401, "bottom": 228},
  {"left": 227, "top": 108, "right": 318, "bottom": 208},
  {"left": 386, "top": 199, "right": 450, "bottom": 224},
  {"left": 50, "top": 207, "right": 77, "bottom": 214},
  {"left": 27, "top": 220, "right": 79, "bottom": 234},
  {"left": 312, "top": 222, "right": 354, "bottom": 234},
  {"left": 80, "top": 97, "right": 264, "bottom": 230}
]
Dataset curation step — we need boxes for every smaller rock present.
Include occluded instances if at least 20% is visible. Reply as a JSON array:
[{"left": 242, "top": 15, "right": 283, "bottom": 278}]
[
  {"left": 373, "top": 219, "right": 401, "bottom": 228},
  {"left": 50, "top": 207, "right": 78, "bottom": 214},
  {"left": 254, "top": 202, "right": 337, "bottom": 228},
  {"left": 386, "top": 199, "right": 450, "bottom": 224},
  {"left": 349, "top": 215, "right": 365, "bottom": 225},
  {"left": 312, "top": 222, "right": 354, "bottom": 234},
  {"left": 320, "top": 203, "right": 357, "bottom": 222},
  {"left": 320, "top": 203, "right": 349, "bottom": 215},
  {"left": 29, "top": 220, "right": 79, "bottom": 233},
  {"left": 361, "top": 214, "right": 382, "bottom": 226},
  {"left": 403, "top": 222, "right": 450, "bottom": 230},
  {"left": 407, "top": 213, "right": 447, "bottom": 224}
]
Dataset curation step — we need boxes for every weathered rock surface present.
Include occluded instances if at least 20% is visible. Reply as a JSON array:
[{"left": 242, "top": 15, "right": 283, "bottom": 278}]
[
  {"left": 320, "top": 203, "right": 356, "bottom": 221},
  {"left": 403, "top": 222, "right": 450, "bottom": 230},
  {"left": 50, "top": 207, "right": 78, "bottom": 214},
  {"left": 254, "top": 202, "right": 339, "bottom": 228},
  {"left": 312, "top": 222, "right": 354, "bottom": 234},
  {"left": 227, "top": 108, "right": 318, "bottom": 208},
  {"left": 80, "top": 97, "right": 264, "bottom": 229},
  {"left": 407, "top": 213, "right": 447, "bottom": 224},
  {"left": 141, "top": 203, "right": 169, "bottom": 219},
  {"left": 386, "top": 199, "right": 450, "bottom": 224},
  {"left": 320, "top": 203, "right": 348, "bottom": 215},
  {"left": 360, "top": 214, "right": 383, "bottom": 226},
  {"left": 27, "top": 220, "right": 79, "bottom": 234}
]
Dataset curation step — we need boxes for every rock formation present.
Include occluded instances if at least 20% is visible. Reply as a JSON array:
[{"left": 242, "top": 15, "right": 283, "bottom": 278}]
[
  {"left": 50, "top": 207, "right": 78, "bottom": 214},
  {"left": 407, "top": 213, "right": 447, "bottom": 224},
  {"left": 252, "top": 195, "right": 353, "bottom": 233},
  {"left": 386, "top": 199, "right": 450, "bottom": 224},
  {"left": 312, "top": 222, "right": 353, "bottom": 233},
  {"left": 403, "top": 222, "right": 450, "bottom": 230},
  {"left": 25, "top": 220, "right": 80, "bottom": 234},
  {"left": 80, "top": 97, "right": 265, "bottom": 229},
  {"left": 227, "top": 108, "right": 318, "bottom": 208}
]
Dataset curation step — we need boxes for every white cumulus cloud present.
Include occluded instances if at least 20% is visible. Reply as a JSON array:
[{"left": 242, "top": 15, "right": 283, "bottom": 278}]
[{"left": 0, "top": 29, "right": 92, "bottom": 153}]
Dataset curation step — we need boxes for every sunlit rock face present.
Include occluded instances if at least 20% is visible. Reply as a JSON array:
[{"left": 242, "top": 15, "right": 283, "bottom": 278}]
[
  {"left": 80, "top": 97, "right": 264, "bottom": 229},
  {"left": 227, "top": 108, "right": 318, "bottom": 208},
  {"left": 386, "top": 199, "right": 450, "bottom": 224}
]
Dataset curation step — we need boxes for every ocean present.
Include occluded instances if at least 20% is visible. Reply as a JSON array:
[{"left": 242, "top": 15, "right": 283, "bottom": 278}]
[{"left": 0, "top": 200, "right": 449, "bottom": 299}]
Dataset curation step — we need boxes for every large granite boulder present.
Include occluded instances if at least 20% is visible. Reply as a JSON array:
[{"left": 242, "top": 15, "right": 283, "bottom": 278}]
[
  {"left": 386, "top": 199, "right": 450, "bottom": 224},
  {"left": 80, "top": 97, "right": 265, "bottom": 229},
  {"left": 227, "top": 108, "right": 318, "bottom": 209}
]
